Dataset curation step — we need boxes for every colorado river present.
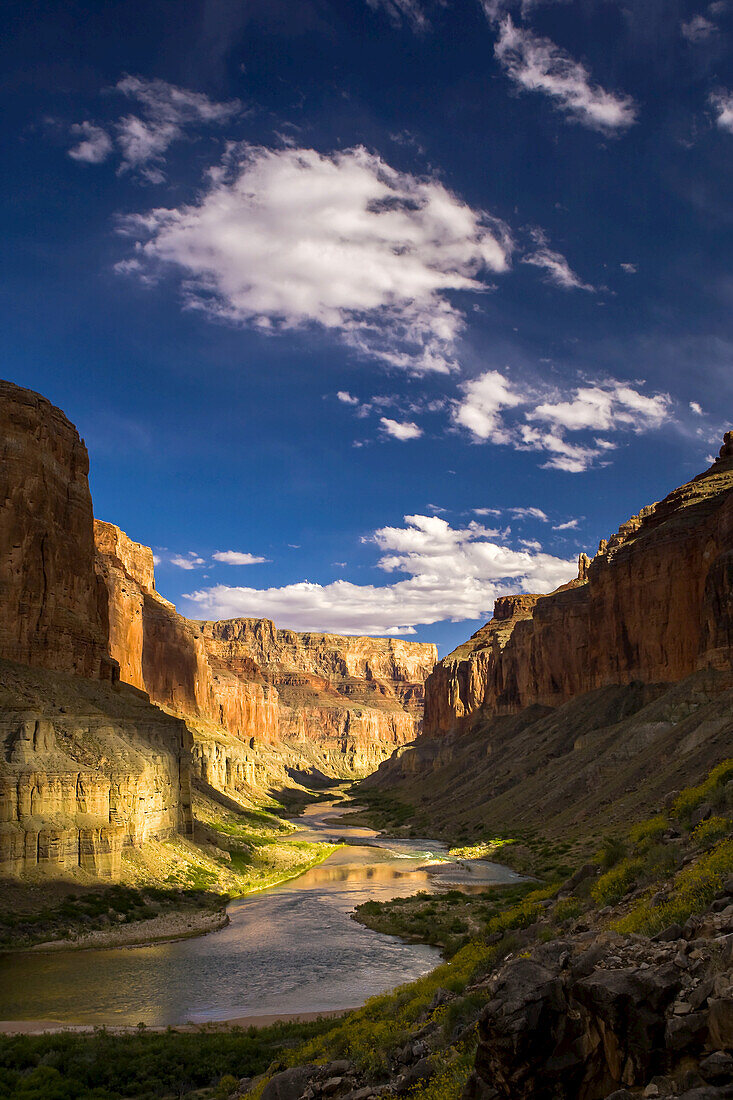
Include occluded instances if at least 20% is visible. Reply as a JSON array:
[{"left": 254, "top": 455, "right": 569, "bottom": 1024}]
[{"left": 0, "top": 802, "right": 523, "bottom": 1027}]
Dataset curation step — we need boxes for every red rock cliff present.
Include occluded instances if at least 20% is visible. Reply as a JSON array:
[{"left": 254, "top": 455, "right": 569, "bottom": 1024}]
[
  {"left": 424, "top": 436, "right": 733, "bottom": 736},
  {"left": 94, "top": 523, "right": 437, "bottom": 780},
  {"left": 0, "top": 381, "right": 114, "bottom": 680}
]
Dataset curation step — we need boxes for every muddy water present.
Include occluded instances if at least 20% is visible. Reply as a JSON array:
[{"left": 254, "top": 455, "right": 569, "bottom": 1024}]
[{"left": 0, "top": 803, "right": 523, "bottom": 1027}]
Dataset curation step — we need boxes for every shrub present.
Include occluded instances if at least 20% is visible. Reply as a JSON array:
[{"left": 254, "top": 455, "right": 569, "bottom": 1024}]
[
  {"left": 596, "top": 835, "right": 627, "bottom": 870},
  {"left": 591, "top": 858, "right": 645, "bottom": 905},
  {"left": 671, "top": 760, "right": 733, "bottom": 823},
  {"left": 552, "top": 896, "right": 583, "bottom": 925},
  {"left": 692, "top": 815, "right": 731, "bottom": 849},
  {"left": 629, "top": 815, "right": 668, "bottom": 849},
  {"left": 613, "top": 838, "right": 733, "bottom": 936}
]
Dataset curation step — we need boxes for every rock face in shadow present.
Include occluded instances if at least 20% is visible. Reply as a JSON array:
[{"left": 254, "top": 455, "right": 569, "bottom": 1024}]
[
  {"left": 95, "top": 520, "right": 436, "bottom": 785},
  {"left": 0, "top": 381, "right": 114, "bottom": 681},
  {"left": 424, "top": 437, "right": 733, "bottom": 738}
]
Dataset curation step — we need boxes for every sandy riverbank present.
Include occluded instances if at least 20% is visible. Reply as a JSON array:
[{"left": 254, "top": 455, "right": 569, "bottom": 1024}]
[
  {"left": 23, "top": 907, "right": 229, "bottom": 953},
  {"left": 0, "top": 1008, "right": 354, "bottom": 1035}
]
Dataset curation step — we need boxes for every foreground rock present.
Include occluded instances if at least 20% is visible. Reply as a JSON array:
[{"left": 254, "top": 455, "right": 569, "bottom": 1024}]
[{"left": 465, "top": 920, "right": 733, "bottom": 1099}]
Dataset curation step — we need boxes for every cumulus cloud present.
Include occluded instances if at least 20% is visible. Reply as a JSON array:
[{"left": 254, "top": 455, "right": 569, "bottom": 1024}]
[
  {"left": 380, "top": 417, "right": 423, "bottom": 440},
  {"left": 171, "top": 552, "right": 206, "bottom": 569},
  {"left": 68, "top": 121, "right": 113, "bottom": 164},
  {"left": 337, "top": 391, "right": 360, "bottom": 405},
  {"left": 621, "top": 262, "right": 637, "bottom": 274},
  {"left": 118, "top": 143, "right": 512, "bottom": 374},
  {"left": 453, "top": 372, "right": 672, "bottom": 472},
  {"left": 690, "top": 401, "right": 704, "bottom": 415},
  {"left": 527, "top": 383, "right": 671, "bottom": 433},
  {"left": 183, "top": 513, "right": 576, "bottom": 635},
  {"left": 711, "top": 90, "right": 733, "bottom": 133},
  {"left": 452, "top": 370, "right": 525, "bottom": 442},
  {"left": 212, "top": 550, "right": 269, "bottom": 565},
  {"left": 494, "top": 16, "right": 637, "bottom": 133}
]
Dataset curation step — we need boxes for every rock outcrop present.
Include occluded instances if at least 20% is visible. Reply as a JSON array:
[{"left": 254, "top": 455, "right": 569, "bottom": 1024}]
[
  {"left": 424, "top": 440, "right": 733, "bottom": 738},
  {"left": 465, "top": 921, "right": 733, "bottom": 1100},
  {"left": 0, "top": 658, "right": 193, "bottom": 877},
  {"left": 0, "top": 381, "right": 114, "bottom": 681},
  {"left": 94, "top": 520, "right": 436, "bottom": 786}
]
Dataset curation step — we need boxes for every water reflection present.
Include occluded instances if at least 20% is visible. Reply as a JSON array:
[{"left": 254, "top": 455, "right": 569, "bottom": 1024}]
[{"left": 0, "top": 801, "right": 522, "bottom": 1027}]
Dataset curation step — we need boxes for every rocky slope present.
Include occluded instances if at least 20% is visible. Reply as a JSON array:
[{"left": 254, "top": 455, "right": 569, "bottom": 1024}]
[{"left": 95, "top": 520, "right": 436, "bottom": 786}]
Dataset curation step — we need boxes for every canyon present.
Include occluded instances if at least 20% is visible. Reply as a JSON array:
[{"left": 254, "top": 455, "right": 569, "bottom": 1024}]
[{"left": 0, "top": 380, "right": 434, "bottom": 878}]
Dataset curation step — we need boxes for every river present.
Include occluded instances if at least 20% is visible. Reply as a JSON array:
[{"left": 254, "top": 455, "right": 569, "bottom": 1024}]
[{"left": 0, "top": 802, "right": 523, "bottom": 1027}]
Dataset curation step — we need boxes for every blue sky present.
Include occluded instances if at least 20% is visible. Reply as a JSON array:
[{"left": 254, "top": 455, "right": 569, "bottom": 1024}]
[{"left": 3, "top": 0, "right": 732, "bottom": 654}]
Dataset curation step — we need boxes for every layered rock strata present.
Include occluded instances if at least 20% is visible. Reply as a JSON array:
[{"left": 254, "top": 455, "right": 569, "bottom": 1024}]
[
  {"left": 0, "top": 658, "right": 192, "bottom": 877},
  {"left": 94, "top": 520, "right": 436, "bottom": 786},
  {"left": 424, "top": 437, "right": 733, "bottom": 738}
]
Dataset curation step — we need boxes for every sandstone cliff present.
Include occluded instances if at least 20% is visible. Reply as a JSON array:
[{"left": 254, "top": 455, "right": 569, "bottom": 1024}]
[
  {"left": 0, "top": 383, "right": 194, "bottom": 877},
  {"left": 424, "top": 435, "right": 733, "bottom": 738},
  {"left": 94, "top": 521, "right": 436, "bottom": 786},
  {"left": 0, "top": 382, "right": 114, "bottom": 681}
]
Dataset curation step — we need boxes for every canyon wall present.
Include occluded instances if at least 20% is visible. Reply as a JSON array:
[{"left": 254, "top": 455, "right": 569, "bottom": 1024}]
[
  {"left": 0, "top": 381, "right": 114, "bottom": 681},
  {"left": 0, "top": 382, "right": 193, "bottom": 877},
  {"left": 424, "top": 436, "right": 733, "bottom": 738},
  {"left": 94, "top": 522, "right": 437, "bottom": 783}
]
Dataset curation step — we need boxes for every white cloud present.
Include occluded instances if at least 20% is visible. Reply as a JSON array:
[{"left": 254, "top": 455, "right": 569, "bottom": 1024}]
[
  {"left": 509, "top": 506, "right": 548, "bottom": 521},
  {"left": 711, "top": 90, "right": 733, "bottom": 134},
  {"left": 380, "top": 417, "right": 423, "bottom": 440},
  {"left": 523, "top": 246, "right": 595, "bottom": 291},
  {"left": 621, "top": 262, "right": 637, "bottom": 274},
  {"left": 171, "top": 552, "right": 206, "bottom": 569},
  {"left": 183, "top": 513, "right": 576, "bottom": 635},
  {"left": 452, "top": 370, "right": 525, "bottom": 442},
  {"left": 494, "top": 16, "right": 637, "bottom": 133},
  {"left": 681, "top": 14, "right": 717, "bottom": 40},
  {"left": 118, "top": 143, "right": 512, "bottom": 373},
  {"left": 473, "top": 507, "right": 502, "bottom": 516},
  {"left": 454, "top": 371, "right": 672, "bottom": 472},
  {"left": 115, "top": 75, "right": 241, "bottom": 180},
  {"left": 553, "top": 518, "right": 579, "bottom": 530},
  {"left": 690, "top": 401, "right": 704, "bottom": 415},
  {"left": 528, "top": 383, "right": 671, "bottom": 433},
  {"left": 212, "top": 550, "right": 269, "bottom": 565},
  {"left": 68, "top": 122, "right": 113, "bottom": 164},
  {"left": 337, "top": 391, "right": 360, "bottom": 405}
]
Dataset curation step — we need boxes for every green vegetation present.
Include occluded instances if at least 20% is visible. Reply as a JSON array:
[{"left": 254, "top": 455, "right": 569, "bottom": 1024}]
[
  {"left": 0, "top": 1019, "right": 333, "bottom": 1100},
  {"left": 591, "top": 857, "right": 645, "bottom": 906},
  {"left": 692, "top": 814, "right": 731, "bottom": 848},
  {"left": 613, "top": 839, "right": 733, "bottom": 936},
  {"left": 0, "top": 885, "right": 219, "bottom": 950},
  {"left": 446, "top": 840, "right": 515, "bottom": 860},
  {"left": 670, "top": 759, "right": 733, "bottom": 822}
]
